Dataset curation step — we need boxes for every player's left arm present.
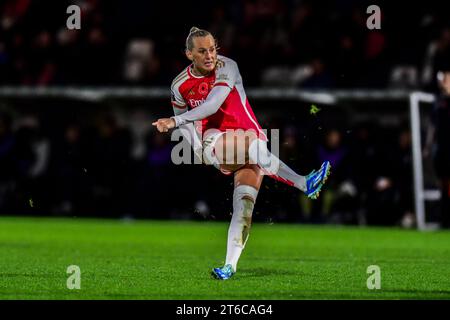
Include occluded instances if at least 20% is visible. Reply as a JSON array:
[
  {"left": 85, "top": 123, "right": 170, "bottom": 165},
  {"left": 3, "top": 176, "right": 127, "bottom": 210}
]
[{"left": 153, "top": 59, "right": 239, "bottom": 132}]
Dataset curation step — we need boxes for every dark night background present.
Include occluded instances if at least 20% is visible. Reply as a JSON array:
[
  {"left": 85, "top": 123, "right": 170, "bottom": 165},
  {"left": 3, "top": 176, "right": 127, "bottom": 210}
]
[{"left": 0, "top": 0, "right": 449, "bottom": 227}]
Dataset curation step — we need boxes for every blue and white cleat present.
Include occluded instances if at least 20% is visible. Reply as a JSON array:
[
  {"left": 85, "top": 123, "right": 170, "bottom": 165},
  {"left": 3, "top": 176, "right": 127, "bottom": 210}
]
[
  {"left": 211, "top": 264, "right": 235, "bottom": 280},
  {"left": 305, "top": 161, "right": 331, "bottom": 200}
]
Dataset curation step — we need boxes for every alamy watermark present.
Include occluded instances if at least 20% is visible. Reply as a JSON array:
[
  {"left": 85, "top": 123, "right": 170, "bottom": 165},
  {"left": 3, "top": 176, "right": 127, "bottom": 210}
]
[
  {"left": 66, "top": 5, "right": 81, "bottom": 30},
  {"left": 366, "top": 265, "right": 381, "bottom": 290},
  {"left": 170, "top": 127, "right": 281, "bottom": 174},
  {"left": 366, "top": 5, "right": 381, "bottom": 30}
]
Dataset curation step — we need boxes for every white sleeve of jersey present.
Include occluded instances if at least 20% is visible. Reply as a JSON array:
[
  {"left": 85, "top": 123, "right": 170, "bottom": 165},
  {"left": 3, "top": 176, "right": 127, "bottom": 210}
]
[
  {"left": 170, "top": 77, "right": 204, "bottom": 163},
  {"left": 214, "top": 58, "right": 239, "bottom": 89},
  {"left": 172, "top": 105, "right": 203, "bottom": 164},
  {"left": 179, "top": 122, "right": 204, "bottom": 164},
  {"left": 170, "top": 85, "right": 187, "bottom": 109}
]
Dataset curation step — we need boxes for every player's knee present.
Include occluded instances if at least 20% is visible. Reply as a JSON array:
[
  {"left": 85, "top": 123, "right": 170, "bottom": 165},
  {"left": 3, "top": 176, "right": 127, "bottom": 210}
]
[
  {"left": 234, "top": 185, "right": 258, "bottom": 219},
  {"left": 241, "top": 163, "right": 263, "bottom": 178},
  {"left": 234, "top": 185, "right": 258, "bottom": 202}
]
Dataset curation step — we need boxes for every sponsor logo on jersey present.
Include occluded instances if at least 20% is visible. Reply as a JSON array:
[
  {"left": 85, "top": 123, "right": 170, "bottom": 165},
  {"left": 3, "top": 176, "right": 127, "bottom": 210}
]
[{"left": 189, "top": 98, "right": 206, "bottom": 108}]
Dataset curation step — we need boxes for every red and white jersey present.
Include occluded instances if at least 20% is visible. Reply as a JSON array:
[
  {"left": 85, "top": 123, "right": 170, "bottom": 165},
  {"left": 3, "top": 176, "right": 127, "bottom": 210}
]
[{"left": 170, "top": 55, "right": 266, "bottom": 140}]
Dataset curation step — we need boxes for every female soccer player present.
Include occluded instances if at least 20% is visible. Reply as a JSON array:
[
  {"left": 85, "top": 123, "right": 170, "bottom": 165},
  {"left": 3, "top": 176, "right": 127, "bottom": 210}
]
[{"left": 152, "top": 27, "right": 331, "bottom": 280}]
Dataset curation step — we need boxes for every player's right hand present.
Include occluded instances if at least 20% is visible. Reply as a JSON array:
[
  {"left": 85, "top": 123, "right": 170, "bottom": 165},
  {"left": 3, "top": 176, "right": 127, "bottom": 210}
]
[{"left": 152, "top": 117, "right": 176, "bottom": 133}]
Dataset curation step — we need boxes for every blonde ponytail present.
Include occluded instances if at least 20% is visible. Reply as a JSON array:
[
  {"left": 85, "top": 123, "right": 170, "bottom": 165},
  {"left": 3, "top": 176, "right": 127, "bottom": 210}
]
[
  {"left": 189, "top": 27, "right": 200, "bottom": 34},
  {"left": 185, "top": 27, "right": 213, "bottom": 51}
]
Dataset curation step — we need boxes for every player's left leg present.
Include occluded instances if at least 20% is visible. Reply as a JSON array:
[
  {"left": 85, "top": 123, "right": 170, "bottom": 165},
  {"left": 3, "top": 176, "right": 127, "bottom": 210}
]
[{"left": 211, "top": 164, "right": 263, "bottom": 280}]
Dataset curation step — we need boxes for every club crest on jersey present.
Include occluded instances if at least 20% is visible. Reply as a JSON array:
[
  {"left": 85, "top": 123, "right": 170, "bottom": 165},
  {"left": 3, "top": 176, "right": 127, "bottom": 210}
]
[
  {"left": 198, "top": 82, "right": 209, "bottom": 95},
  {"left": 216, "top": 74, "right": 229, "bottom": 81},
  {"left": 216, "top": 59, "right": 225, "bottom": 69}
]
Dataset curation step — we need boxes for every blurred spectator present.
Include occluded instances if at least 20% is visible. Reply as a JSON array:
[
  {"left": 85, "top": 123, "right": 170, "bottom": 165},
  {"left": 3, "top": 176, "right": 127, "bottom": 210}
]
[
  {"left": 0, "top": 111, "right": 17, "bottom": 212},
  {"left": 308, "top": 128, "right": 355, "bottom": 224},
  {"left": 49, "top": 122, "right": 85, "bottom": 215},
  {"left": 365, "top": 127, "right": 415, "bottom": 226},
  {"left": 422, "top": 27, "right": 450, "bottom": 91},
  {"left": 332, "top": 34, "right": 363, "bottom": 88},
  {"left": 391, "top": 128, "right": 415, "bottom": 228},
  {"left": 347, "top": 122, "right": 379, "bottom": 225},
  {"left": 11, "top": 115, "right": 50, "bottom": 215},
  {"left": 84, "top": 113, "right": 132, "bottom": 217},
  {"left": 123, "top": 39, "right": 161, "bottom": 85},
  {"left": 269, "top": 126, "right": 305, "bottom": 221},
  {"left": 360, "top": 29, "right": 389, "bottom": 87},
  {"left": 300, "top": 58, "right": 334, "bottom": 89},
  {"left": 389, "top": 66, "right": 419, "bottom": 89},
  {"left": 432, "top": 68, "right": 450, "bottom": 228}
]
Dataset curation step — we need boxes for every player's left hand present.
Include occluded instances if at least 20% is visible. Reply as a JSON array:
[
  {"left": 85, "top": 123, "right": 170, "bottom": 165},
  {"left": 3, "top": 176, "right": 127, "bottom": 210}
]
[{"left": 152, "top": 118, "right": 176, "bottom": 133}]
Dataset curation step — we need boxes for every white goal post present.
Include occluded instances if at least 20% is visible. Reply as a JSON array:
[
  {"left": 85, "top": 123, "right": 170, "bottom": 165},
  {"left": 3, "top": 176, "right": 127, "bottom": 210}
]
[
  {"left": 409, "top": 92, "right": 439, "bottom": 231},
  {"left": 0, "top": 87, "right": 440, "bottom": 230}
]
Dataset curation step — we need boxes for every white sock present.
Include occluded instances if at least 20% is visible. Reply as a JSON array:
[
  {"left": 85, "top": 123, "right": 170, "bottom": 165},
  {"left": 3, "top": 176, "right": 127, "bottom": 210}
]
[
  {"left": 248, "top": 139, "right": 306, "bottom": 191},
  {"left": 225, "top": 185, "right": 258, "bottom": 272}
]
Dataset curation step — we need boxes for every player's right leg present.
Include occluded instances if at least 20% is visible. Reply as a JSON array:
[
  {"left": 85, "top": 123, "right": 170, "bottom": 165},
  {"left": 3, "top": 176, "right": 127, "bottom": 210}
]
[
  {"left": 247, "top": 137, "right": 331, "bottom": 199},
  {"left": 213, "top": 129, "right": 331, "bottom": 200}
]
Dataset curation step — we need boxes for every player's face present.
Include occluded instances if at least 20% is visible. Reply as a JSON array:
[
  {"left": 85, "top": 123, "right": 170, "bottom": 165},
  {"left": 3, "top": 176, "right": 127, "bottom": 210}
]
[{"left": 187, "top": 35, "right": 217, "bottom": 75}]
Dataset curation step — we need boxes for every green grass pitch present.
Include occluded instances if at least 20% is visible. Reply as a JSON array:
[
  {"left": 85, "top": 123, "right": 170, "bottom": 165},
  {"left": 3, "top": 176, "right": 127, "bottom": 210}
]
[{"left": 0, "top": 217, "right": 449, "bottom": 299}]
